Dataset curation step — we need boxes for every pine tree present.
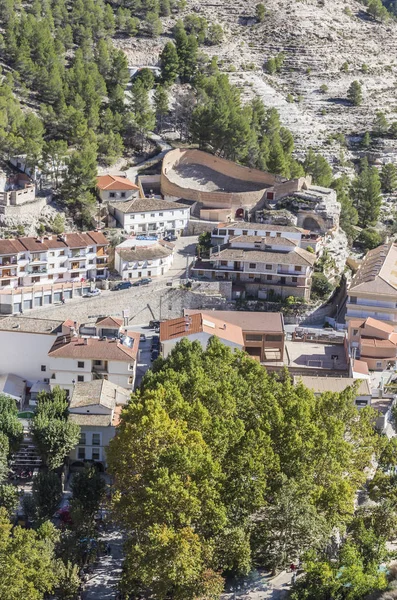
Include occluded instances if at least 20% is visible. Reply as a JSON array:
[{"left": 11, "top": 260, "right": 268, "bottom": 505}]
[
  {"left": 256, "top": 3, "right": 265, "bottom": 22},
  {"left": 374, "top": 110, "right": 388, "bottom": 136},
  {"left": 347, "top": 80, "right": 363, "bottom": 106},
  {"left": 130, "top": 79, "right": 155, "bottom": 150},
  {"left": 352, "top": 158, "right": 382, "bottom": 227},
  {"left": 381, "top": 163, "right": 397, "bottom": 193},
  {"left": 160, "top": 42, "right": 179, "bottom": 84},
  {"left": 154, "top": 85, "right": 169, "bottom": 132}
]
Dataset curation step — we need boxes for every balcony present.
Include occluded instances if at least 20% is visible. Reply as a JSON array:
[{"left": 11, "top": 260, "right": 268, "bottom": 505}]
[
  {"left": 27, "top": 266, "right": 47, "bottom": 274},
  {"left": 0, "top": 257, "right": 17, "bottom": 266},
  {"left": 70, "top": 251, "right": 86, "bottom": 258},
  {"left": 70, "top": 264, "right": 87, "bottom": 271}
]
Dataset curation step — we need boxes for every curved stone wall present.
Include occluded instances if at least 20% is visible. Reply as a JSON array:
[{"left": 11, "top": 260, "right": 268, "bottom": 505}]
[{"left": 161, "top": 149, "right": 279, "bottom": 210}]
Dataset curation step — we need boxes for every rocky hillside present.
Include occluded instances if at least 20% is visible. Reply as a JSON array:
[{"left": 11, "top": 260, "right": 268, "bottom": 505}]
[{"left": 114, "top": 0, "right": 397, "bottom": 157}]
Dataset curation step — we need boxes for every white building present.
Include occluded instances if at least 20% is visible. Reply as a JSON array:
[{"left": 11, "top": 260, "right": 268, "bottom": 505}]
[
  {"left": 0, "top": 315, "right": 139, "bottom": 397},
  {"left": 109, "top": 198, "right": 190, "bottom": 237},
  {"left": 0, "top": 231, "right": 109, "bottom": 290},
  {"left": 0, "top": 315, "right": 65, "bottom": 384},
  {"left": 192, "top": 235, "right": 316, "bottom": 300},
  {"left": 115, "top": 238, "right": 174, "bottom": 280},
  {"left": 47, "top": 329, "right": 140, "bottom": 394},
  {"left": 212, "top": 222, "right": 323, "bottom": 253},
  {"left": 68, "top": 379, "right": 130, "bottom": 469},
  {"left": 96, "top": 174, "right": 139, "bottom": 203}
]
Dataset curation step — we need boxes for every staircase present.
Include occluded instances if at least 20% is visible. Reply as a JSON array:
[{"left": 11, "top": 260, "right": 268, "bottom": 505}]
[{"left": 10, "top": 433, "right": 41, "bottom": 469}]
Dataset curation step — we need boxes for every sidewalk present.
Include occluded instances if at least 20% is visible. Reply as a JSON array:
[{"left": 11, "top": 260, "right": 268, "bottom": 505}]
[{"left": 82, "top": 528, "right": 124, "bottom": 600}]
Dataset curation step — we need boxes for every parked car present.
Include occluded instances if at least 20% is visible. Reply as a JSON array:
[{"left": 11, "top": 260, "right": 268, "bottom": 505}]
[
  {"left": 140, "top": 333, "right": 147, "bottom": 342},
  {"left": 132, "top": 278, "right": 152, "bottom": 286},
  {"left": 151, "top": 335, "right": 160, "bottom": 350},
  {"left": 112, "top": 281, "right": 132, "bottom": 291},
  {"left": 83, "top": 288, "right": 101, "bottom": 298},
  {"left": 164, "top": 234, "right": 177, "bottom": 242},
  {"left": 149, "top": 320, "right": 160, "bottom": 329},
  {"left": 151, "top": 349, "right": 159, "bottom": 361}
]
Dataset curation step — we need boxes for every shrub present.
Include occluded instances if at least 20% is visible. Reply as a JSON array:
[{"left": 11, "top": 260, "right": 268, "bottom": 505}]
[{"left": 311, "top": 272, "right": 333, "bottom": 300}]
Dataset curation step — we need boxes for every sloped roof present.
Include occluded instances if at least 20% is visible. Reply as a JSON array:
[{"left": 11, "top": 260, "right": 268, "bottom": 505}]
[
  {"left": 110, "top": 197, "right": 190, "bottom": 214},
  {"left": 186, "top": 310, "right": 284, "bottom": 333},
  {"left": 70, "top": 379, "right": 129, "bottom": 409},
  {"left": 48, "top": 333, "right": 140, "bottom": 361},
  {"left": 116, "top": 244, "right": 173, "bottom": 262},
  {"left": 97, "top": 175, "right": 138, "bottom": 191},
  {"left": 95, "top": 316, "right": 123, "bottom": 328},
  {"left": 0, "top": 239, "right": 26, "bottom": 255},
  {"left": 210, "top": 246, "right": 316, "bottom": 266},
  {"left": 349, "top": 243, "right": 397, "bottom": 294},
  {"left": 229, "top": 235, "right": 296, "bottom": 247},
  {"left": 218, "top": 222, "right": 304, "bottom": 233},
  {"left": 295, "top": 376, "right": 371, "bottom": 396},
  {"left": 69, "top": 413, "right": 112, "bottom": 427},
  {"left": 352, "top": 359, "right": 370, "bottom": 376},
  {"left": 160, "top": 313, "right": 244, "bottom": 346}
]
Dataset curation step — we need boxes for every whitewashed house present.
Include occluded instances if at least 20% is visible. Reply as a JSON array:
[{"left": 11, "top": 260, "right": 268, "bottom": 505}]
[
  {"left": 68, "top": 379, "right": 130, "bottom": 469},
  {"left": 109, "top": 198, "right": 190, "bottom": 237},
  {"left": 96, "top": 175, "right": 139, "bottom": 203},
  {"left": 114, "top": 238, "right": 174, "bottom": 280}
]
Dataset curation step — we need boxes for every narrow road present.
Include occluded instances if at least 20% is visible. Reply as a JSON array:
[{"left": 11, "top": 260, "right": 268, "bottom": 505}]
[{"left": 83, "top": 528, "right": 123, "bottom": 600}]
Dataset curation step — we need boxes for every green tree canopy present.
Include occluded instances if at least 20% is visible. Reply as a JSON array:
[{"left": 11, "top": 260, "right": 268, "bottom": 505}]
[
  {"left": 109, "top": 338, "right": 380, "bottom": 599},
  {"left": 347, "top": 80, "right": 363, "bottom": 106}
]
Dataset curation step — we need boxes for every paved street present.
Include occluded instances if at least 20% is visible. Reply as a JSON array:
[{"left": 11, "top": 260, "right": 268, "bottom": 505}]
[
  {"left": 83, "top": 527, "right": 124, "bottom": 600},
  {"left": 23, "top": 236, "right": 198, "bottom": 325},
  {"left": 221, "top": 570, "right": 294, "bottom": 600}
]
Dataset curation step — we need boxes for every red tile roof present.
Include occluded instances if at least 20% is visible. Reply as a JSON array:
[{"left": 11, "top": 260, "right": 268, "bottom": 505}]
[
  {"left": 96, "top": 316, "right": 123, "bottom": 328},
  {"left": 97, "top": 175, "right": 138, "bottom": 191},
  {"left": 160, "top": 313, "right": 244, "bottom": 346},
  {"left": 48, "top": 333, "right": 140, "bottom": 361}
]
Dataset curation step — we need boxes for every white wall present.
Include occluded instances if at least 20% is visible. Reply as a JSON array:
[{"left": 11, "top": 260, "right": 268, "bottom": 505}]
[
  {"left": 0, "top": 331, "right": 57, "bottom": 384},
  {"left": 162, "top": 332, "right": 242, "bottom": 358}
]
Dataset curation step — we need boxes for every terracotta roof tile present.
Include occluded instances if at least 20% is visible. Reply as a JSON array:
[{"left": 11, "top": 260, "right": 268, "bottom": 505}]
[
  {"left": 97, "top": 175, "right": 139, "bottom": 191},
  {"left": 95, "top": 316, "right": 123, "bottom": 328},
  {"left": 186, "top": 310, "right": 284, "bottom": 333},
  {"left": 48, "top": 333, "right": 140, "bottom": 361}
]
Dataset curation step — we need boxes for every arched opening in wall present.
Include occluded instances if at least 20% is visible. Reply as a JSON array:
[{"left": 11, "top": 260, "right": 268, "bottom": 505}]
[
  {"left": 235, "top": 208, "right": 244, "bottom": 219},
  {"left": 302, "top": 216, "right": 322, "bottom": 232}
]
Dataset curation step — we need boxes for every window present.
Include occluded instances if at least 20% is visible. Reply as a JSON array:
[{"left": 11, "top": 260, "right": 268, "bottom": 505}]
[
  {"left": 41, "top": 365, "right": 46, "bottom": 372},
  {"left": 148, "top": 271, "right": 151, "bottom": 276},
  {"left": 141, "top": 214, "right": 145, "bottom": 218},
  {"left": 159, "top": 212, "right": 163, "bottom": 216},
  {"left": 92, "top": 433, "right": 100, "bottom": 446},
  {"left": 248, "top": 274, "right": 255, "bottom": 279},
  {"left": 59, "top": 250, "right": 65, "bottom": 256},
  {"left": 51, "top": 373, "right": 56, "bottom": 379},
  {"left": 79, "top": 432, "right": 86, "bottom": 445},
  {"left": 109, "top": 192, "right": 115, "bottom": 198},
  {"left": 78, "top": 361, "right": 84, "bottom": 368},
  {"left": 128, "top": 376, "right": 134, "bottom": 385},
  {"left": 266, "top": 264, "right": 272, "bottom": 270},
  {"left": 150, "top": 213, "right": 155, "bottom": 217},
  {"left": 246, "top": 334, "right": 262, "bottom": 341},
  {"left": 353, "top": 329, "right": 359, "bottom": 336},
  {"left": 266, "top": 334, "right": 282, "bottom": 342},
  {"left": 94, "top": 360, "right": 101, "bottom": 366},
  {"left": 77, "top": 375, "right": 84, "bottom": 382},
  {"left": 249, "top": 263, "right": 256, "bottom": 269},
  {"left": 220, "top": 260, "right": 228, "bottom": 266},
  {"left": 78, "top": 447, "right": 86, "bottom": 460},
  {"left": 295, "top": 266, "right": 302, "bottom": 272},
  {"left": 92, "top": 448, "right": 100, "bottom": 461},
  {"left": 266, "top": 275, "right": 272, "bottom": 280},
  {"left": 376, "top": 362, "right": 382, "bottom": 368},
  {"left": 59, "top": 274, "right": 63, "bottom": 279},
  {"left": 276, "top": 232, "right": 281, "bottom": 238},
  {"left": 48, "top": 275, "right": 53, "bottom": 280},
  {"left": 32, "top": 277, "right": 40, "bottom": 283},
  {"left": 350, "top": 297, "right": 357, "bottom": 304},
  {"left": 49, "top": 252, "right": 54, "bottom": 257},
  {"left": 121, "top": 192, "right": 126, "bottom": 198},
  {"left": 292, "top": 276, "right": 298, "bottom": 282}
]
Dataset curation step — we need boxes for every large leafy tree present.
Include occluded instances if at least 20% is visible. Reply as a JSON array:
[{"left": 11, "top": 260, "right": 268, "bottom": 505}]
[
  {"left": 70, "top": 465, "right": 106, "bottom": 524},
  {"left": 0, "top": 507, "right": 59, "bottom": 599},
  {"left": 32, "top": 471, "right": 62, "bottom": 521},
  {"left": 31, "top": 387, "right": 80, "bottom": 470},
  {"left": 109, "top": 338, "right": 380, "bottom": 599},
  {"left": 0, "top": 394, "right": 23, "bottom": 453}
]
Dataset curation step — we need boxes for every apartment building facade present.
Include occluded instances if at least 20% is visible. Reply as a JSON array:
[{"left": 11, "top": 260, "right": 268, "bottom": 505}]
[
  {"left": 347, "top": 317, "right": 397, "bottom": 371},
  {"left": 211, "top": 222, "right": 323, "bottom": 254},
  {"left": 192, "top": 236, "right": 316, "bottom": 300},
  {"left": 0, "top": 231, "right": 109, "bottom": 289},
  {"left": 346, "top": 243, "right": 397, "bottom": 326},
  {"left": 114, "top": 238, "right": 174, "bottom": 280},
  {"left": 109, "top": 198, "right": 190, "bottom": 237}
]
